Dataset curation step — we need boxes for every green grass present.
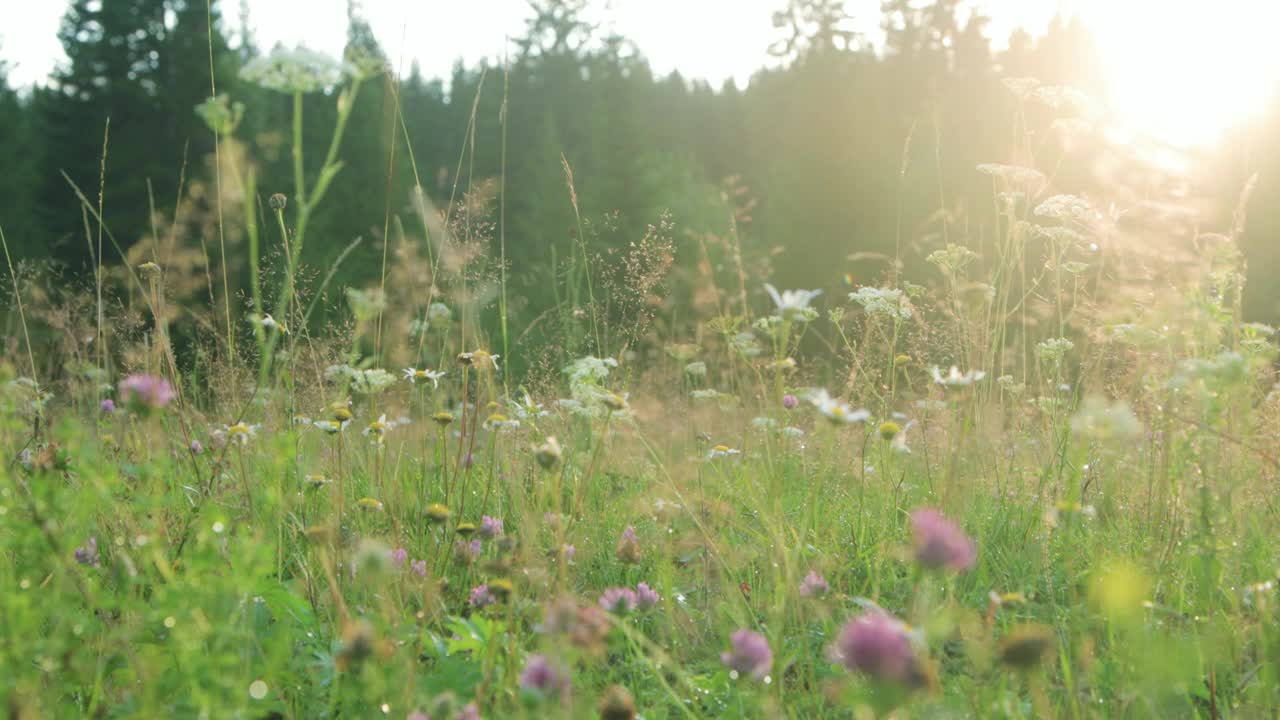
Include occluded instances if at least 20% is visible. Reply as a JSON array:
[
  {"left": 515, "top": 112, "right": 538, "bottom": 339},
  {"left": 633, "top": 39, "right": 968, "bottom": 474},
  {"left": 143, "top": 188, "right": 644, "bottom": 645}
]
[{"left": 4, "top": 50, "right": 1280, "bottom": 720}]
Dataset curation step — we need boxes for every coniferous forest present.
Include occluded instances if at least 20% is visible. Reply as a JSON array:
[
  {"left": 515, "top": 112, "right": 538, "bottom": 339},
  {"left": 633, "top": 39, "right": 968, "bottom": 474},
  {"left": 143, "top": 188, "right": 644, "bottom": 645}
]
[{"left": 5, "top": 2, "right": 1280, "bottom": 718}]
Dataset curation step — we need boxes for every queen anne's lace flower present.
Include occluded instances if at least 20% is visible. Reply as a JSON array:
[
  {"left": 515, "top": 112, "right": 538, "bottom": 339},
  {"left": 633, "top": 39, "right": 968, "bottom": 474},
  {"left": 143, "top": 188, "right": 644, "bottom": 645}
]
[
  {"left": 240, "top": 46, "right": 344, "bottom": 94},
  {"left": 849, "top": 287, "right": 912, "bottom": 320}
]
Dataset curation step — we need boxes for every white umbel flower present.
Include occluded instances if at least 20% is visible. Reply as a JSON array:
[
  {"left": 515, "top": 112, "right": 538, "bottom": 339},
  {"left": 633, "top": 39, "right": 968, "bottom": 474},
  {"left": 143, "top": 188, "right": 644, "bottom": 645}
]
[{"left": 240, "top": 46, "right": 344, "bottom": 94}]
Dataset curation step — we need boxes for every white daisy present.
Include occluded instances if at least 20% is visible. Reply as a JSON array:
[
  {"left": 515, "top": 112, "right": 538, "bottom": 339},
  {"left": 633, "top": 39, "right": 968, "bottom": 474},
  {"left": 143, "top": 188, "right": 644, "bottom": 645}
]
[
  {"left": 931, "top": 366, "right": 988, "bottom": 387},
  {"left": 808, "top": 389, "right": 871, "bottom": 425},
  {"left": 764, "top": 283, "right": 823, "bottom": 320},
  {"left": 402, "top": 367, "right": 446, "bottom": 388}
]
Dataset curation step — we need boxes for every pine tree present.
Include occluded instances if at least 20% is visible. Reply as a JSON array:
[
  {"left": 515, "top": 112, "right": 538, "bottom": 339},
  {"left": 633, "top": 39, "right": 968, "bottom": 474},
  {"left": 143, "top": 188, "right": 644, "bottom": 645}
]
[
  {"left": 36, "top": 0, "right": 235, "bottom": 268},
  {"left": 0, "top": 50, "right": 39, "bottom": 253}
]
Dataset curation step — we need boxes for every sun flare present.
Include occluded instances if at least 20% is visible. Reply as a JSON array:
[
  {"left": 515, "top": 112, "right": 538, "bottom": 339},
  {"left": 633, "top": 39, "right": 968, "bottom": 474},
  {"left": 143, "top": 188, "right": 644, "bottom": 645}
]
[{"left": 1086, "top": 0, "right": 1280, "bottom": 146}]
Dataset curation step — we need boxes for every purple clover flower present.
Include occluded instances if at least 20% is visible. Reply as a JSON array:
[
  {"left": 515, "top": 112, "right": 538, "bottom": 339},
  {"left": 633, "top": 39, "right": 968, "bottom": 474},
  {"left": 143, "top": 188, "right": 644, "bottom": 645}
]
[
  {"left": 599, "top": 587, "right": 638, "bottom": 614},
  {"left": 99, "top": 398, "right": 115, "bottom": 414},
  {"left": 480, "top": 515, "right": 503, "bottom": 539},
  {"left": 454, "top": 538, "right": 482, "bottom": 563},
  {"left": 782, "top": 393, "right": 798, "bottom": 409},
  {"left": 74, "top": 537, "right": 100, "bottom": 567},
  {"left": 635, "top": 582, "right": 660, "bottom": 610},
  {"left": 721, "top": 629, "right": 772, "bottom": 680},
  {"left": 910, "top": 508, "right": 977, "bottom": 572},
  {"left": 118, "top": 374, "right": 175, "bottom": 412},
  {"left": 830, "top": 610, "right": 923, "bottom": 686},
  {"left": 615, "top": 525, "right": 642, "bottom": 564},
  {"left": 390, "top": 547, "right": 408, "bottom": 567},
  {"left": 469, "top": 584, "right": 495, "bottom": 608},
  {"left": 799, "top": 570, "right": 830, "bottom": 598},
  {"left": 519, "top": 654, "right": 569, "bottom": 702}
]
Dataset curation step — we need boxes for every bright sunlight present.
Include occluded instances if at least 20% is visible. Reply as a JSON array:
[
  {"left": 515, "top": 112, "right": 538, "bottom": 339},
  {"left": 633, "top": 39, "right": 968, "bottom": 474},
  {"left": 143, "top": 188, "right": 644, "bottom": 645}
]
[{"left": 1083, "top": 0, "right": 1280, "bottom": 145}]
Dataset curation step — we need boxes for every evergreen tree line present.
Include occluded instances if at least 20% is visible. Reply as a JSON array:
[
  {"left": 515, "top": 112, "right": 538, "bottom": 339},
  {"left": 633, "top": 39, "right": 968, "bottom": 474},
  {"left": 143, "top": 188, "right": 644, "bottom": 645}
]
[{"left": 1, "top": 0, "right": 1277, "bottom": 367}]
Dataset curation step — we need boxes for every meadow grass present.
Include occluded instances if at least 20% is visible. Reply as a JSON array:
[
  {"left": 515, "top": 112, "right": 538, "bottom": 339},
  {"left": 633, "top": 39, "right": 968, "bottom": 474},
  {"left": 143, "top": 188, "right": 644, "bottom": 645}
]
[{"left": 3, "top": 56, "right": 1280, "bottom": 720}]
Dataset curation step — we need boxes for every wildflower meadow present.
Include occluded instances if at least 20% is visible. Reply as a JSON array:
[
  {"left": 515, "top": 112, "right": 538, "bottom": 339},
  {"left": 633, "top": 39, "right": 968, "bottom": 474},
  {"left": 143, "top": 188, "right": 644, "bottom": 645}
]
[{"left": 4, "top": 2, "right": 1280, "bottom": 719}]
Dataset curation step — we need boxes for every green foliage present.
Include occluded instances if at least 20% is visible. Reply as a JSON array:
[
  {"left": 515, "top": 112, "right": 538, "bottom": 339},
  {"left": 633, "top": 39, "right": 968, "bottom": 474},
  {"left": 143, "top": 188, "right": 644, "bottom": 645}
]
[{"left": 4, "top": 3, "right": 1280, "bottom": 715}]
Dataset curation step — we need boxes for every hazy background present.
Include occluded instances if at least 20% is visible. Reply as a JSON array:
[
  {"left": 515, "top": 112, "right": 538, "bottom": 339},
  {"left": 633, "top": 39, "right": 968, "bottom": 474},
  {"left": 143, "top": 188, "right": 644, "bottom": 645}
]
[{"left": 1, "top": 0, "right": 1278, "bottom": 375}]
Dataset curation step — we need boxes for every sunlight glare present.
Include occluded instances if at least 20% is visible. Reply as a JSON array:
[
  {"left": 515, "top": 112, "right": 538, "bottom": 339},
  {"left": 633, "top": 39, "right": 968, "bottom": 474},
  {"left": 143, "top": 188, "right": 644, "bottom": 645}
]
[{"left": 1088, "top": 0, "right": 1280, "bottom": 146}]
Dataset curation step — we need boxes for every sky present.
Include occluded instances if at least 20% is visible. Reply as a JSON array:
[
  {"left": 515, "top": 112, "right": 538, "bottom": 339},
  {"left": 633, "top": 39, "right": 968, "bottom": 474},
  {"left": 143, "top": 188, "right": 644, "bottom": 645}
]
[
  {"left": 1, "top": 0, "right": 1058, "bottom": 89},
  {"left": 3, "top": 1, "right": 1280, "bottom": 146}
]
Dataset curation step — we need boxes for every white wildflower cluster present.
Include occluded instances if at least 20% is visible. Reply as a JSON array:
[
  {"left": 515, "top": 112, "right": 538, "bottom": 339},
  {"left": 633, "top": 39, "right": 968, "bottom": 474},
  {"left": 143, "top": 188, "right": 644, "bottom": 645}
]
[
  {"left": 325, "top": 364, "right": 397, "bottom": 395},
  {"left": 731, "top": 331, "right": 763, "bottom": 358},
  {"left": 1030, "top": 225, "right": 1087, "bottom": 247},
  {"left": 848, "top": 286, "right": 912, "bottom": 321},
  {"left": 1036, "top": 337, "right": 1075, "bottom": 364},
  {"left": 927, "top": 244, "right": 980, "bottom": 275},
  {"left": 194, "top": 94, "right": 245, "bottom": 136},
  {"left": 752, "top": 315, "right": 786, "bottom": 336},
  {"left": 343, "top": 45, "right": 388, "bottom": 80},
  {"left": 240, "top": 46, "right": 344, "bottom": 94},
  {"left": 1069, "top": 397, "right": 1142, "bottom": 441},
  {"left": 689, "top": 389, "right": 738, "bottom": 408},
  {"left": 1034, "top": 194, "right": 1096, "bottom": 225},
  {"left": 996, "top": 375, "right": 1025, "bottom": 395},
  {"left": 1171, "top": 351, "right": 1247, "bottom": 388},
  {"left": 684, "top": 361, "right": 707, "bottom": 378},
  {"left": 559, "top": 356, "right": 623, "bottom": 418}
]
